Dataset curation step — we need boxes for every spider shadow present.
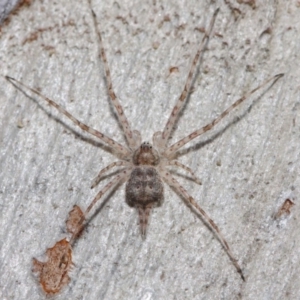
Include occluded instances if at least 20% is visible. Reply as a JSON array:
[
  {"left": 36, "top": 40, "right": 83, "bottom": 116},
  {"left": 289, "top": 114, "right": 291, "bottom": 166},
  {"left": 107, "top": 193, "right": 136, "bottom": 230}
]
[
  {"left": 98, "top": 71, "right": 132, "bottom": 146},
  {"left": 9, "top": 80, "right": 117, "bottom": 156},
  {"left": 96, "top": 12, "right": 217, "bottom": 144},
  {"left": 81, "top": 180, "right": 124, "bottom": 238},
  {"left": 170, "top": 170, "right": 202, "bottom": 185},
  {"left": 165, "top": 84, "right": 279, "bottom": 277},
  {"left": 174, "top": 85, "right": 275, "bottom": 160},
  {"left": 70, "top": 182, "right": 139, "bottom": 298},
  {"left": 167, "top": 181, "right": 238, "bottom": 274},
  {"left": 63, "top": 167, "right": 126, "bottom": 246},
  {"left": 166, "top": 26, "right": 215, "bottom": 142}
]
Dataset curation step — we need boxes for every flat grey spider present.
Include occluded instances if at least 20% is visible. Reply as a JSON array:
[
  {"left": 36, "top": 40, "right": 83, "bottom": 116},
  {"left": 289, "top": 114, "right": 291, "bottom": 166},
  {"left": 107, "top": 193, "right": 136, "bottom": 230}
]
[{"left": 6, "top": 3, "right": 283, "bottom": 284}]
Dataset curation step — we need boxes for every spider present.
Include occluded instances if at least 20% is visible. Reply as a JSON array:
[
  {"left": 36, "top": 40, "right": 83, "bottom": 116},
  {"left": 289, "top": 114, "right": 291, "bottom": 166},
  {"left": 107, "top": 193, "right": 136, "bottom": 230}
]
[{"left": 6, "top": 3, "right": 283, "bottom": 284}]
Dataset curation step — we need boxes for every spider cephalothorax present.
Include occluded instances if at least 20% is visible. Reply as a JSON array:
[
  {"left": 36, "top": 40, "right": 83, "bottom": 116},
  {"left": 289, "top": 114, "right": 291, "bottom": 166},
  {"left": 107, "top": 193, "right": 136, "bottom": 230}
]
[{"left": 132, "top": 142, "right": 160, "bottom": 166}]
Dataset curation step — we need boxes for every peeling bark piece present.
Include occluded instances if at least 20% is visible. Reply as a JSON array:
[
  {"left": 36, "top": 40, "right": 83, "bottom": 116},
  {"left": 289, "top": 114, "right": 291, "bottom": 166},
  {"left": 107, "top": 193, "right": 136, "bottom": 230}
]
[
  {"left": 275, "top": 199, "right": 295, "bottom": 219},
  {"left": 66, "top": 205, "right": 85, "bottom": 238},
  {"left": 32, "top": 238, "right": 72, "bottom": 295}
]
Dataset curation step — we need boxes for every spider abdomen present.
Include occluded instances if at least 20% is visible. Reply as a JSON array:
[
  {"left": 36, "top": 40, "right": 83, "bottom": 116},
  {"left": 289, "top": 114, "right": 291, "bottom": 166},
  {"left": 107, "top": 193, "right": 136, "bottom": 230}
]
[{"left": 125, "top": 166, "right": 163, "bottom": 208}]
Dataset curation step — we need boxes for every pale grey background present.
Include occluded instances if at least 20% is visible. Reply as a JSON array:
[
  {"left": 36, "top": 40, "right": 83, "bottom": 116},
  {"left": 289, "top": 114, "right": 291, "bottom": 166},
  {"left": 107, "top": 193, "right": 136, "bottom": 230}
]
[{"left": 0, "top": 0, "right": 299, "bottom": 299}]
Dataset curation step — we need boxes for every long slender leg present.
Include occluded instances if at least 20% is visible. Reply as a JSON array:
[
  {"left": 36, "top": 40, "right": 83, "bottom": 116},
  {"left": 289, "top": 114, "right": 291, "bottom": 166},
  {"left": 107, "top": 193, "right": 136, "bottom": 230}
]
[
  {"left": 69, "top": 168, "right": 131, "bottom": 243},
  {"left": 86, "top": 168, "right": 131, "bottom": 215},
  {"left": 5, "top": 76, "right": 131, "bottom": 158},
  {"left": 167, "top": 160, "right": 202, "bottom": 185},
  {"left": 161, "top": 170, "right": 245, "bottom": 280},
  {"left": 165, "top": 73, "right": 284, "bottom": 157},
  {"left": 161, "top": 9, "right": 219, "bottom": 147},
  {"left": 91, "top": 161, "right": 131, "bottom": 188},
  {"left": 88, "top": 0, "right": 139, "bottom": 151}
]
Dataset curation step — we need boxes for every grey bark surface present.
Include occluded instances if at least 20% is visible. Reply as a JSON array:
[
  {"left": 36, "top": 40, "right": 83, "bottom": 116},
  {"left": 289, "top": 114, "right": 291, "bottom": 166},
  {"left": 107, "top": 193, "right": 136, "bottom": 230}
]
[{"left": 0, "top": 1, "right": 299, "bottom": 299}]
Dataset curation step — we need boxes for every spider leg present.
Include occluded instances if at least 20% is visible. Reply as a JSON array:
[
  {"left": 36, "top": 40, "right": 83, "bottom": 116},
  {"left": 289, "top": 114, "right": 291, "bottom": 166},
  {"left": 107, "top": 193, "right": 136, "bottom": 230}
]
[
  {"left": 70, "top": 168, "right": 131, "bottom": 243},
  {"left": 89, "top": 0, "right": 141, "bottom": 151},
  {"left": 167, "top": 160, "right": 202, "bottom": 185},
  {"left": 165, "top": 73, "right": 284, "bottom": 157},
  {"left": 5, "top": 76, "right": 131, "bottom": 158},
  {"left": 86, "top": 168, "right": 131, "bottom": 215},
  {"left": 160, "top": 9, "right": 219, "bottom": 148},
  {"left": 91, "top": 161, "right": 131, "bottom": 189},
  {"left": 162, "top": 170, "right": 245, "bottom": 281}
]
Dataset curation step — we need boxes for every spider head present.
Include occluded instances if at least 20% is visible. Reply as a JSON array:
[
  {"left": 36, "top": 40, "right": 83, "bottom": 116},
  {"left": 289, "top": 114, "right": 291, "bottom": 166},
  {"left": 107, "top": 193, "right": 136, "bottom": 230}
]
[{"left": 133, "top": 142, "right": 160, "bottom": 166}]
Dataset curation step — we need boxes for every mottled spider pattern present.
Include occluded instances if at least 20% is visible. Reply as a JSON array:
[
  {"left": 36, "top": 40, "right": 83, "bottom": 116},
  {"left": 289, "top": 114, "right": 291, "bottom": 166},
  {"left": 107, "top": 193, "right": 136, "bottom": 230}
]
[{"left": 6, "top": 1, "right": 284, "bottom": 290}]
